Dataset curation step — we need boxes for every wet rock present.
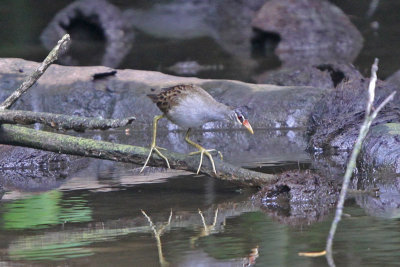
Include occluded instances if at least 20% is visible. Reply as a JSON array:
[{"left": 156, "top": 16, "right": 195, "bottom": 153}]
[
  {"left": 0, "top": 145, "right": 68, "bottom": 169},
  {"left": 361, "top": 123, "right": 400, "bottom": 173},
  {"left": 386, "top": 69, "right": 400, "bottom": 86},
  {"left": 352, "top": 171, "right": 400, "bottom": 218},
  {"left": 256, "top": 62, "right": 360, "bottom": 93},
  {"left": 0, "top": 59, "right": 118, "bottom": 118},
  {"left": 306, "top": 67, "right": 400, "bottom": 173},
  {"left": 252, "top": 0, "right": 363, "bottom": 65},
  {"left": 40, "top": 0, "right": 134, "bottom": 68},
  {"left": 308, "top": 152, "right": 349, "bottom": 182},
  {"left": 124, "top": 0, "right": 266, "bottom": 62},
  {"left": 0, "top": 145, "right": 88, "bottom": 191},
  {"left": 355, "top": 191, "right": 400, "bottom": 219},
  {"left": 124, "top": 0, "right": 212, "bottom": 40},
  {"left": 256, "top": 65, "right": 334, "bottom": 89},
  {"left": 254, "top": 170, "right": 339, "bottom": 225},
  {"left": 207, "top": 0, "right": 267, "bottom": 59},
  {"left": 0, "top": 168, "right": 65, "bottom": 192},
  {"left": 308, "top": 71, "right": 400, "bottom": 151}
]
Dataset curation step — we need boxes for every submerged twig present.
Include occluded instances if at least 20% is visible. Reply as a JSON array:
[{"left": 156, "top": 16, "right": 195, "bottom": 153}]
[{"left": 0, "top": 34, "right": 70, "bottom": 110}]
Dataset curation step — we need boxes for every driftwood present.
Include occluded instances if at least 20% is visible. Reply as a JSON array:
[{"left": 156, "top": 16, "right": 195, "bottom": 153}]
[
  {"left": 0, "top": 110, "right": 135, "bottom": 131},
  {"left": 0, "top": 33, "right": 273, "bottom": 187}
]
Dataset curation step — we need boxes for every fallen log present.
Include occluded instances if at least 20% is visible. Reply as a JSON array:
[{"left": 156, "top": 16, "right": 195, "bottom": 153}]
[
  {"left": 0, "top": 124, "right": 275, "bottom": 187},
  {"left": 0, "top": 109, "right": 135, "bottom": 131}
]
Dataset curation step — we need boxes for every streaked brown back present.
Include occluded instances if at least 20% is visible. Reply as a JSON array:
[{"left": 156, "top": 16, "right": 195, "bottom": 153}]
[{"left": 147, "top": 84, "right": 194, "bottom": 114}]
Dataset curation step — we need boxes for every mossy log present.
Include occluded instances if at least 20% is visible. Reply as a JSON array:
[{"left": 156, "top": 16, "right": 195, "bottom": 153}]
[{"left": 0, "top": 124, "right": 276, "bottom": 187}]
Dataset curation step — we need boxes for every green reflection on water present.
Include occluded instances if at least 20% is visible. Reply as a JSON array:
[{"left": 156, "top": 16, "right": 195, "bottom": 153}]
[
  {"left": 10, "top": 242, "right": 93, "bottom": 261},
  {"left": 2, "top": 190, "right": 92, "bottom": 230},
  {"left": 8, "top": 226, "right": 150, "bottom": 261}
]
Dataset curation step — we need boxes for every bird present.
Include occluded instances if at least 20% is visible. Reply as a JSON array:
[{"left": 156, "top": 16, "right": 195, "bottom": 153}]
[{"left": 140, "top": 84, "right": 254, "bottom": 175}]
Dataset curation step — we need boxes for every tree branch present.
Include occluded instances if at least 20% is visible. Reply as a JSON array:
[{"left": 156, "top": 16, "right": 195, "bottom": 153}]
[
  {"left": 0, "top": 109, "right": 135, "bottom": 131},
  {"left": 0, "top": 34, "right": 71, "bottom": 110},
  {"left": 0, "top": 124, "right": 275, "bottom": 187}
]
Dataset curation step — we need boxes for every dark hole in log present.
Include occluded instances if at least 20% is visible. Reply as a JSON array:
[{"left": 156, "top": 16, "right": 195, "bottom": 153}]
[
  {"left": 60, "top": 12, "right": 105, "bottom": 42},
  {"left": 59, "top": 11, "right": 106, "bottom": 65},
  {"left": 250, "top": 28, "right": 281, "bottom": 58},
  {"left": 316, "top": 64, "right": 346, "bottom": 87}
]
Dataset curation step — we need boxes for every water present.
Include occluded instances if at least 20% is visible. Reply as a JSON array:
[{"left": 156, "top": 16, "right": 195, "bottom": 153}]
[{"left": 1, "top": 164, "right": 400, "bottom": 266}]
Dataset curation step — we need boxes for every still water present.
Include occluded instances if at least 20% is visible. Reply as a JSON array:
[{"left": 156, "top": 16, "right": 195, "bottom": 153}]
[{"left": 1, "top": 158, "right": 400, "bottom": 266}]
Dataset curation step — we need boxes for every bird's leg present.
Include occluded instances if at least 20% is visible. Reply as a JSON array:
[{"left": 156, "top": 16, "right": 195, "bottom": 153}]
[
  {"left": 140, "top": 114, "right": 170, "bottom": 172},
  {"left": 184, "top": 128, "right": 219, "bottom": 175}
]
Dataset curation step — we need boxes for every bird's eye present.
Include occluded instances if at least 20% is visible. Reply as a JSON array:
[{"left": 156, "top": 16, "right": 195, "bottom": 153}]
[{"left": 237, "top": 115, "right": 244, "bottom": 123}]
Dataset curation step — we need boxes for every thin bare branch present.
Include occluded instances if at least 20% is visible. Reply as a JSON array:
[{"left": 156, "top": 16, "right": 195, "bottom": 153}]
[
  {"left": 372, "top": 91, "right": 396, "bottom": 116},
  {"left": 0, "top": 34, "right": 70, "bottom": 110},
  {"left": 366, "top": 58, "right": 379, "bottom": 115}
]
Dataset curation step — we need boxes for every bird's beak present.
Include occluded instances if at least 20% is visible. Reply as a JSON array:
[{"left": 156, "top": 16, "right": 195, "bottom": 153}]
[{"left": 243, "top": 119, "right": 254, "bottom": 134}]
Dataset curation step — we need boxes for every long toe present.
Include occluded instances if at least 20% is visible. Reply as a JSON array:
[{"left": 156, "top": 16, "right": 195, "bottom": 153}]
[
  {"left": 191, "top": 149, "right": 217, "bottom": 175},
  {"left": 189, "top": 148, "right": 221, "bottom": 171},
  {"left": 204, "top": 150, "right": 217, "bottom": 175},
  {"left": 154, "top": 147, "right": 171, "bottom": 169},
  {"left": 140, "top": 146, "right": 155, "bottom": 173},
  {"left": 140, "top": 145, "right": 170, "bottom": 173},
  {"left": 195, "top": 150, "right": 205, "bottom": 174}
]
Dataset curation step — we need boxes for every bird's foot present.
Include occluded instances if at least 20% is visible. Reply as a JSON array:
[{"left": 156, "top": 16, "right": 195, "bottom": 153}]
[
  {"left": 189, "top": 148, "right": 222, "bottom": 175},
  {"left": 140, "top": 145, "right": 171, "bottom": 173}
]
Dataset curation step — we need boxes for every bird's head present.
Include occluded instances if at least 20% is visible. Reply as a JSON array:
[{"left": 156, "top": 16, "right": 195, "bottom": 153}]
[{"left": 233, "top": 109, "right": 254, "bottom": 134}]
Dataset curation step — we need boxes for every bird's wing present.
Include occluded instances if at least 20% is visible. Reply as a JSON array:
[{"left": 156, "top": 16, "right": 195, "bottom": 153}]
[
  {"left": 147, "top": 85, "right": 189, "bottom": 113},
  {"left": 147, "top": 84, "right": 219, "bottom": 114}
]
